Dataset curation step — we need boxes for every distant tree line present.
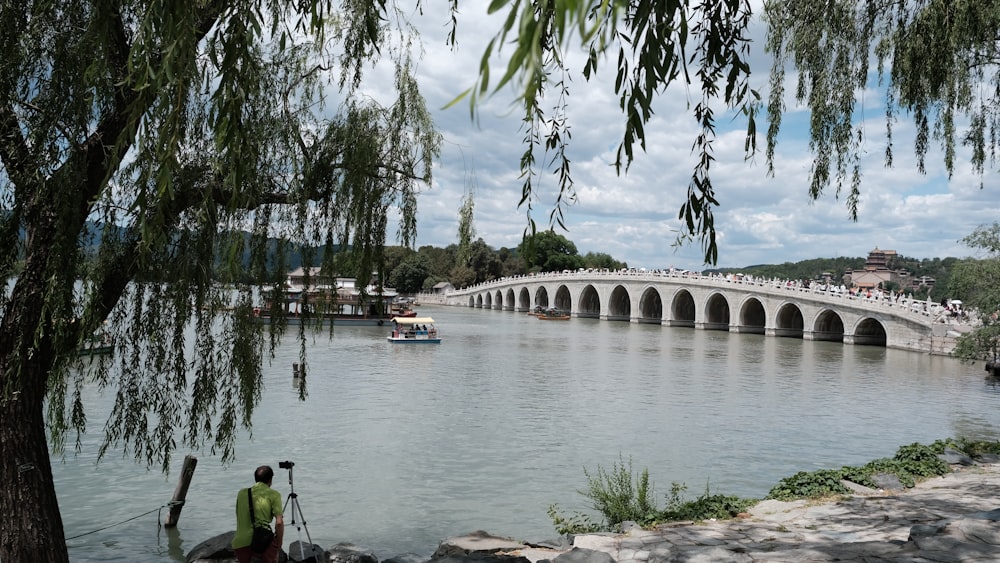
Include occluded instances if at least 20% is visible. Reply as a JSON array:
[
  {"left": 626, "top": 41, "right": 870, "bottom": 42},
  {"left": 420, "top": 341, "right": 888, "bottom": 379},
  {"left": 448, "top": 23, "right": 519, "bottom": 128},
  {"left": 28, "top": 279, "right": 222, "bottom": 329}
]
[
  {"left": 383, "top": 231, "right": 628, "bottom": 293},
  {"left": 243, "top": 233, "right": 963, "bottom": 299},
  {"left": 707, "top": 255, "right": 962, "bottom": 301}
]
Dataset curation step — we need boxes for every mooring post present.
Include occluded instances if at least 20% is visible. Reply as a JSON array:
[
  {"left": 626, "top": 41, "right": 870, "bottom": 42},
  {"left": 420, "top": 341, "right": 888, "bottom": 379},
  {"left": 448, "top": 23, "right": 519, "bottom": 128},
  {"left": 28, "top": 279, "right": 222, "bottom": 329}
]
[{"left": 165, "top": 454, "right": 198, "bottom": 528}]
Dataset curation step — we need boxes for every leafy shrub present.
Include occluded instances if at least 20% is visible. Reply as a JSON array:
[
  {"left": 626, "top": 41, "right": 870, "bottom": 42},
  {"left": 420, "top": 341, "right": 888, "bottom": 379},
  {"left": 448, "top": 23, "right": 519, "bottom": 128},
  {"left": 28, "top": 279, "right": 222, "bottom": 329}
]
[
  {"left": 964, "top": 439, "right": 1000, "bottom": 455},
  {"left": 547, "top": 455, "right": 659, "bottom": 535},
  {"left": 547, "top": 504, "right": 602, "bottom": 536},
  {"left": 931, "top": 437, "right": 1000, "bottom": 456},
  {"left": 581, "top": 454, "right": 659, "bottom": 526},
  {"left": 659, "top": 482, "right": 757, "bottom": 522},
  {"left": 550, "top": 438, "right": 988, "bottom": 535},
  {"left": 767, "top": 442, "right": 955, "bottom": 501},
  {"left": 766, "top": 469, "right": 851, "bottom": 501},
  {"left": 894, "top": 442, "right": 949, "bottom": 478}
]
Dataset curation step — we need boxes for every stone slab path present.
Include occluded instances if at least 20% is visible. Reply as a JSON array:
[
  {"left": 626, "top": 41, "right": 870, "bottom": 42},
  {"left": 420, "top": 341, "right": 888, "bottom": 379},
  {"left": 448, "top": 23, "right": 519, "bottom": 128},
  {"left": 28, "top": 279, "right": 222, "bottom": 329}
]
[{"left": 561, "top": 463, "right": 1000, "bottom": 562}]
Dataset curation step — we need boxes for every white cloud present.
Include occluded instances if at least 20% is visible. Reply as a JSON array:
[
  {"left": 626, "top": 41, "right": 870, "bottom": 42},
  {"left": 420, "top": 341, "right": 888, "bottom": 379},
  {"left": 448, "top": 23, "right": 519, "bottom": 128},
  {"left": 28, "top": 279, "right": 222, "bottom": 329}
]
[{"left": 373, "top": 4, "right": 997, "bottom": 269}]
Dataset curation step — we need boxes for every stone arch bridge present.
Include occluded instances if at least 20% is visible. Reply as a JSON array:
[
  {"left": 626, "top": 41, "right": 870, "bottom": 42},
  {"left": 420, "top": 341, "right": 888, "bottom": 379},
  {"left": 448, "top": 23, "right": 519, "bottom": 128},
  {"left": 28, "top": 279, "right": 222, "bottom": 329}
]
[{"left": 442, "top": 271, "right": 958, "bottom": 354}]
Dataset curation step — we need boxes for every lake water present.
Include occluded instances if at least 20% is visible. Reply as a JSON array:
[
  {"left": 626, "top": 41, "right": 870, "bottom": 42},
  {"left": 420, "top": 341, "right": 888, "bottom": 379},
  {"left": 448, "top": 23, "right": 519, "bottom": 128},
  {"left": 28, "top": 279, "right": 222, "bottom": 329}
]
[{"left": 56, "top": 305, "right": 1000, "bottom": 561}]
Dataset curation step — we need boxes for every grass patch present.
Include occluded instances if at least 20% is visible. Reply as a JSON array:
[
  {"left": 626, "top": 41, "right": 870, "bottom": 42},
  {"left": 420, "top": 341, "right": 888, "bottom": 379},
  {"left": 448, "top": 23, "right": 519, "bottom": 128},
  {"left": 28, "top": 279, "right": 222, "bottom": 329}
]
[{"left": 550, "top": 438, "right": 1000, "bottom": 535}]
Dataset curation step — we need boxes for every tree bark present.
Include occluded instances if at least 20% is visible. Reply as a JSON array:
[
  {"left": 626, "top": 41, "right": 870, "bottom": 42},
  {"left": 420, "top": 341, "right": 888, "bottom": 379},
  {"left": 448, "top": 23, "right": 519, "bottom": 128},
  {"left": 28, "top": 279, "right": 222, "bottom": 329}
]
[{"left": 0, "top": 338, "right": 69, "bottom": 562}]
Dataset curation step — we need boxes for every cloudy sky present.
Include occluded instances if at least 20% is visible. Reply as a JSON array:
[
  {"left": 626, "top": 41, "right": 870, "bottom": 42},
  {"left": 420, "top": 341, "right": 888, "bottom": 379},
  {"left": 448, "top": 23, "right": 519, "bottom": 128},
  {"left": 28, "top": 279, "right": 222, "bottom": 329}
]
[{"left": 362, "top": 4, "right": 996, "bottom": 270}]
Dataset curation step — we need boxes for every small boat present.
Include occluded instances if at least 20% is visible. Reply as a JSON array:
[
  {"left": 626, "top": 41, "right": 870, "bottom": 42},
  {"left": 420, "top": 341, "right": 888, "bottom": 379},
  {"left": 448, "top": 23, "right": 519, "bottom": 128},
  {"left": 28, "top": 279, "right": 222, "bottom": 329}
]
[
  {"left": 78, "top": 329, "right": 114, "bottom": 356},
  {"left": 387, "top": 316, "right": 441, "bottom": 344},
  {"left": 390, "top": 301, "right": 418, "bottom": 317},
  {"left": 527, "top": 305, "right": 545, "bottom": 316},
  {"left": 536, "top": 307, "right": 570, "bottom": 320}
]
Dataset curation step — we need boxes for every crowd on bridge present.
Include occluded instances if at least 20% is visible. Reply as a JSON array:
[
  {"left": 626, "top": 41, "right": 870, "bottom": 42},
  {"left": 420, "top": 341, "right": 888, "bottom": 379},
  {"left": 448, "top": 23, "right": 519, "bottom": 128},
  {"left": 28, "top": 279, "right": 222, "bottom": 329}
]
[{"left": 447, "top": 267, "right": 976, "bottom": 326}]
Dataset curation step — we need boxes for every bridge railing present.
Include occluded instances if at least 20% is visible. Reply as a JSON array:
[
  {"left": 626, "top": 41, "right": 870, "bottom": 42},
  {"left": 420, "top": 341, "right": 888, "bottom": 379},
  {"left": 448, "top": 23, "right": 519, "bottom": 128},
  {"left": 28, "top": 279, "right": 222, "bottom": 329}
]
[{"left": 449, "top": 269, "right": 967, "bottom": 327}]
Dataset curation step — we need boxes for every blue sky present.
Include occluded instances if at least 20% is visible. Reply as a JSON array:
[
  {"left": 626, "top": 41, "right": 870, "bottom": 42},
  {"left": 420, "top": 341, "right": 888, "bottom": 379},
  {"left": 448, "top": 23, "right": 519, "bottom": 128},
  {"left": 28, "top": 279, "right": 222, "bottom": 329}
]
[{"left": 365, "top": 4, "right": 997, "bottom": 270}]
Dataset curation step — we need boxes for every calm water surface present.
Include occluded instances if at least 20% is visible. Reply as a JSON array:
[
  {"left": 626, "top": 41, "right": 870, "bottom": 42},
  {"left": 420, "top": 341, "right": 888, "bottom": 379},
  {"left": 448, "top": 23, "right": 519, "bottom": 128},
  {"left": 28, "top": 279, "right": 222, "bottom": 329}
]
[{"left": 57, "top": 305, "right": 1000, "bottom": 561}]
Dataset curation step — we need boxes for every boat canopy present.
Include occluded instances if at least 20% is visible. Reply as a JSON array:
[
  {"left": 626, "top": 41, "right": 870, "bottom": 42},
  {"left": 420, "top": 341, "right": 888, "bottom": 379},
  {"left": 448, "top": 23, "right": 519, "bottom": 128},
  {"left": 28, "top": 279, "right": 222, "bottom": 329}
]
[{"left": 392, "top": 316, "right": 435, "bottom": 325}]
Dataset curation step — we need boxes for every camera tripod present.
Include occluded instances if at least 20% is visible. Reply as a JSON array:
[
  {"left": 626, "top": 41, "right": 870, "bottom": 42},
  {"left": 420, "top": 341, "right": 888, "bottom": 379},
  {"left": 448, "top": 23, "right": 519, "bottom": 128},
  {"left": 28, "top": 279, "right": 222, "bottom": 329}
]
[{"left": 281, "top": 462, "right": 315, "bottom": 561}]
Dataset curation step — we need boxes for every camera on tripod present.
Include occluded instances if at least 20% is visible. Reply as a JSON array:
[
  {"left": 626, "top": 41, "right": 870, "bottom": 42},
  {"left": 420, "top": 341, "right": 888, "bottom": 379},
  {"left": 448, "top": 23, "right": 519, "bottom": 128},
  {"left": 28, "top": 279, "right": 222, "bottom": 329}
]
[{"left": 279, "top": 460, "right": 294, "bottom": 469}]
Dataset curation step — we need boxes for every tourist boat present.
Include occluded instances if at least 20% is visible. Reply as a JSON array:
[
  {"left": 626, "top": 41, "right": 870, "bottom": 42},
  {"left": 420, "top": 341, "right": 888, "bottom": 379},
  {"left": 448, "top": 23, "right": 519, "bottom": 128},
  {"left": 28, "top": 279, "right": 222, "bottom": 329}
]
[
  {"left": 527, "top": 305, "right": 545, "bottom": 316},
  {"left": 387, "top": 317, "right": 441, "bottom": 343},
  {"left": 536, "top": 307, "right": 570, "bottom": 320}
]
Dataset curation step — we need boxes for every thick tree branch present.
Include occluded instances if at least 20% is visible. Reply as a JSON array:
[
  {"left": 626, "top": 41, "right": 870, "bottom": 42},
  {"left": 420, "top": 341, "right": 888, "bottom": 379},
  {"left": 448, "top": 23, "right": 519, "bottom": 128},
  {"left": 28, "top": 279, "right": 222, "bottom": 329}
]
[{"left": 0, "top": 104, "right": 32, "bottom": 188}]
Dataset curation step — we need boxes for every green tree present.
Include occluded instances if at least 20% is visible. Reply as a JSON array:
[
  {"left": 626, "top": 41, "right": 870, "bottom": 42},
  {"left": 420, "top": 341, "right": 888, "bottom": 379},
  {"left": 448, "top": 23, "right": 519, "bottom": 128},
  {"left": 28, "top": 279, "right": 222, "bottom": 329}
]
[
  {"left": 390, "top": 255, "right": 431, "bottom": 294},
  {"left": 519, "top": 231, "right": 583, "bottom": 272},
  {"left": 0, "top": 2, "right": 437, "bottom": 560},
  {"left": 581, "top": 252, "right": 627, "bottom": 271},
  {"left": 449, "top": 264, "right": 477, "bottom": 289},
  {"left": 498, "top": 247, "right": 528, "bottom": 277},
  {"left": 466, "top": 238, "right": 503, "bottom": 284},
  {"left": 951, "top": 223, "right": 1000, "bottom": 364},
  {"left": 383, "top": 246, "right": 417, "bottom": 283},
  {"left": 418, "top": 244, "right": 457, "bottom": 280},
  {"left": 456, "top": 190, "right": 476, "bottom": 268}
]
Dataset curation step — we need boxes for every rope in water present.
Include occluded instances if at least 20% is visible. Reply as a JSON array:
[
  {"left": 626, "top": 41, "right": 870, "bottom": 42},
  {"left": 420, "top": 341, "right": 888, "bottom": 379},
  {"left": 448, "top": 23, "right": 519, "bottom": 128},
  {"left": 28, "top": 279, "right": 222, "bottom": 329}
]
[{"left": 64, "top": 500, "right": 184, "bottom": 541}]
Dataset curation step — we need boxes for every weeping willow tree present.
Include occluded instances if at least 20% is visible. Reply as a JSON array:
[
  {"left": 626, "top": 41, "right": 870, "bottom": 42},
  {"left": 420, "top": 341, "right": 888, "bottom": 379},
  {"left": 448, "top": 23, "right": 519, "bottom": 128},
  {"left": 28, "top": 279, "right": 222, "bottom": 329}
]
[
  {"left": 464, "top": 1, "right": 758, "bottom": 264},
  {"left": 476, "top": 1, "right": 1000, "bottom": 264},
  {"left": 0, "top": 1, "right": 438, "bottom": 561},
  {"left": 764, "top": 0, "right": 1000, "bottom": 215}
]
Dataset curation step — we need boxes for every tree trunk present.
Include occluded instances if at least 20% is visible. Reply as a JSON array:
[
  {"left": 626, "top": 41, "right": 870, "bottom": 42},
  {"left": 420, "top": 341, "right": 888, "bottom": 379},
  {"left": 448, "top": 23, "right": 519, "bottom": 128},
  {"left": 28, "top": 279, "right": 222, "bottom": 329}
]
[
  {"left": 0, "top": 358, "right": 69, "bottom": 562},
  {"left": 0, "top": 267, "right": 70, "bottom": 561}
]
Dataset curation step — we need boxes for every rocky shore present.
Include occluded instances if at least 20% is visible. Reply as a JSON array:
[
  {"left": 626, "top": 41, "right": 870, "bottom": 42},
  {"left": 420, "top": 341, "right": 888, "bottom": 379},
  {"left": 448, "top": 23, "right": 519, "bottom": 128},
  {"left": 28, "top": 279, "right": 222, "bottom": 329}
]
[{"left": 187, "top": 461, "right": 1000, "bottom": 563}]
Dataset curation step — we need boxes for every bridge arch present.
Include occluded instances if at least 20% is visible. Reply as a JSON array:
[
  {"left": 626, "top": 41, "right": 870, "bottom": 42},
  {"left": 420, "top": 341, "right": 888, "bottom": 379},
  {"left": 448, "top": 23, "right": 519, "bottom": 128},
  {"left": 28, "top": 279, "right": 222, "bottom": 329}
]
[
  {"left": 505, "top": 288, "right": 515, "bottom": 310},
  {"left": 494, "top": 290, "right": 503, "bottom": 310},
  {"left": 774, "top": 302, "right": 804, "bottom": 338},
  {"left": 518, "top": 287, "right": 530, "bottom": 311},
  {"left": 578, "top": 285, "right": 600, "bottom": 318},
  {"left": 853, "top": 317, "right": 888, "bottom": 347},
  {"left": 704, "top": 291, "right": 730, "bottom": 330},
  {"left": 812, "top": 309, "right": 845, "bottom": 342},
  {"left": 737, "top": 296, "right": 766, "bottom": 334},
  {"left": 484, "top": 292, "right": 493, "bottom": 309},
  {"left": 534, "top": 286, "right": 550, "bottom": 309},
  {"left": 555, "top": 285, "right": 572, "bottom": 313},
  {"left": 608, "top": 285, "right": 631, "bottom": 321},
  {"left": 669, "top": 289, "right": 695, "bottom": 327},
  {"left": 639, "top": 287, "right": 663, "bottom": 324}
]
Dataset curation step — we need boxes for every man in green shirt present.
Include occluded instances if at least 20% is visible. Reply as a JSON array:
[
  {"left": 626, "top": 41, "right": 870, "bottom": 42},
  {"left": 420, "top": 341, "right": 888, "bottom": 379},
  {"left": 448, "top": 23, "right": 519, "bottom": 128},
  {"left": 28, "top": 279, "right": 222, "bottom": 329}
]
[{"left": 232, "top": 465, "right": 285, "bottom": 563}]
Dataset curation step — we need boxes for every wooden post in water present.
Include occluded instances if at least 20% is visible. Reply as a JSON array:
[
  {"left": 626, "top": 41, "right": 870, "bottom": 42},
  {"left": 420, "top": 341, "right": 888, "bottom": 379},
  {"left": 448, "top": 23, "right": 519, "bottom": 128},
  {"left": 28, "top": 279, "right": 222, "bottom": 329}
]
[{"left": 165, "top": 455, "right": 198, "bottom": 528}]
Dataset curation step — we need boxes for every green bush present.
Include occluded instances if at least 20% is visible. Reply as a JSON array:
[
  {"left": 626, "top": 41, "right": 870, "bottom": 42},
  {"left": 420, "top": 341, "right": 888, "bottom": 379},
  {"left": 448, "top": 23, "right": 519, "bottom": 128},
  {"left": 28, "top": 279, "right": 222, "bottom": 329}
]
[
  {"left": 551, "top": 438, "right": 992, "bottom": 535},
  {"left": 659, "top": 482, "right": 757, "bottom": 522},
  {"left": 581, "top": 454, "right": 658, "bottom": 526},
  {"left": 893, "top": 442, "right": 949, "bottom": 478},
  {"left": 546, "top": 504, "right": 602, "bottom": 536},
  {"left": 930, "top": 437, "right": 1000, "bottom": 456},
  {"left": 767, "top": 469, "right": 851, "bottom": 501},
  {"left": 547, "top": 454, "right": 660, "bottom": 534},
  {"left": 767, "top": 441, "right": 956, "bottom": 501}
]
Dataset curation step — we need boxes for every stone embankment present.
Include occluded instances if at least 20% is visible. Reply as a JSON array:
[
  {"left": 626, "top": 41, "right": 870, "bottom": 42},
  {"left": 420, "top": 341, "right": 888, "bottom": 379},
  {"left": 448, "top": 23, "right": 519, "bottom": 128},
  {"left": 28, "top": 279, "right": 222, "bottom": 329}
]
[{"left": 187, "top": 462, "right": 1000, "bottom": 563}]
